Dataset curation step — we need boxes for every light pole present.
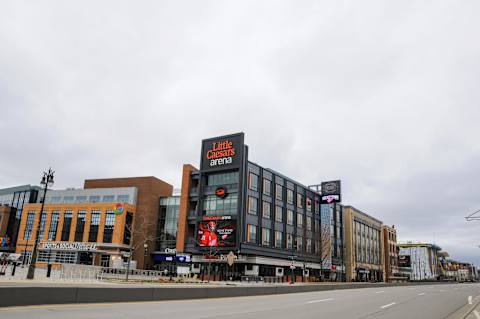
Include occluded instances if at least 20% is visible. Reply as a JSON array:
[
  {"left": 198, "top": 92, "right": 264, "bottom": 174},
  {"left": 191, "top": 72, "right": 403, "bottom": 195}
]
[{"left": 26, "top": 168, "right": 54, "bottom": 280}]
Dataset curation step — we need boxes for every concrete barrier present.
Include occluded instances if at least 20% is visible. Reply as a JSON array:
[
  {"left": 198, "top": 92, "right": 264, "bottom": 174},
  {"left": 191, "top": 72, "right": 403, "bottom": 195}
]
[{"left": 0, "top": 281, "right": 458, "bottom": 308}]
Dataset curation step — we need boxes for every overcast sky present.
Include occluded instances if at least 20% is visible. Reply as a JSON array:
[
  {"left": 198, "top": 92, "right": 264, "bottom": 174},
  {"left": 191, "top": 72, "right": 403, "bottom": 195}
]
[{"left": 1, "top": 1, "right": 479, "bottom": 265}]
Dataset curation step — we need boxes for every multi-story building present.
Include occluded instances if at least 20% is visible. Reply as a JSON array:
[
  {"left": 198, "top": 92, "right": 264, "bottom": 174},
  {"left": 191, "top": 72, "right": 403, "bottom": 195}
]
[
  {"left": 344, "top": 206, "right": 384, "bottom": 282},
  {"left": 382, "top": 225, "right": 398, "bottom": 282},
  {"left": 398, "top": 242, "right": 441, "bottom": 280},
  {"left": 16, "top": 187, "right": 138, "bottom": 267},
  {"left": 83, "top": 177, "right": 173, "bottom": 269},
  {"left": 0, "top": 185, "right": 41, "bottom": 251},
  {"left": 15, "top": 176, "right": 173, "bottom": 269},
  {"left": 172, "top": 133, "right": 333, "bottom": 282}
]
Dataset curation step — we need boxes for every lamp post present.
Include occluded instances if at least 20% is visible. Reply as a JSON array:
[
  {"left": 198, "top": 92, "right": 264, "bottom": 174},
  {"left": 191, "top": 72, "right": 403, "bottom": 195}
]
[{"left": 26, "top": 168, "right": 54, "bottom": 280}]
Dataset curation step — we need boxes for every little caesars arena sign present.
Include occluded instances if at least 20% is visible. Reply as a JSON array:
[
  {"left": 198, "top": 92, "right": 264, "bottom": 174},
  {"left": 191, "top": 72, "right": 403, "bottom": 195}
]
[{"left": 201, "top": 133, "right": 244, "bottom": 171}]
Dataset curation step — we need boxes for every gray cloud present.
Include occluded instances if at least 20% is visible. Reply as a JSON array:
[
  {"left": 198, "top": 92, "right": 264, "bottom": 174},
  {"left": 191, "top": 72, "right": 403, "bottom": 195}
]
[{"left": 1, "top": 1, "right": 479, "bottom": 264}]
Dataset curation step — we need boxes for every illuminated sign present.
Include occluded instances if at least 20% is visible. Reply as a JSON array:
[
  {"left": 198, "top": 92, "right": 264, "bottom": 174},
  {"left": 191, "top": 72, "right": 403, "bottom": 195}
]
[
  {"left": 114, "top": 203, "right": 124, "bottom": 215},
  {"left": 215, "top": 187, "right": 227, "bottom": 198},
  {"left": 200, "top": 133, "right": 244, "bottom": 171},
  {"left": 320, "top": 180, "right": 341, "bottom": 204},
  {"left": 197, "top": 218, "right": 236, "bottom": 247},
  {"left": 40, "top": 242, "right": 97, "bottom": 251},
  {"left": 321, "top": 194, "right": 340, "bottom": 204}
]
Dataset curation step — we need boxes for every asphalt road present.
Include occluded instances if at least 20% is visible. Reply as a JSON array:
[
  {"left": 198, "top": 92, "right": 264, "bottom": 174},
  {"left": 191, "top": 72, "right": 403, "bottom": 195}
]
[{"left": 1, "top": 283, "right": 479, "bottom": 319}]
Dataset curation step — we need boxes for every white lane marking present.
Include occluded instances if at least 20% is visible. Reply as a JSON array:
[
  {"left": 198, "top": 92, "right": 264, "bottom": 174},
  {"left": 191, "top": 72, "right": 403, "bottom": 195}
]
[
  {"left": 307, "top": 298, "right": 334, "bottom": 304},
  {"left": 375, "top": 291, "right": 385, "bottom": 294},
  {"left": 473, "top": 310, "right": 480, "bottom": 319},
  {"left": 381, "top": 302, "right": 396, "bottom": 309},
  {"left": 418, "top": 293, "right": 425, "bottom": 296},
  {"left": 468, "top": 296, "right": 473, "bottom": 305}
]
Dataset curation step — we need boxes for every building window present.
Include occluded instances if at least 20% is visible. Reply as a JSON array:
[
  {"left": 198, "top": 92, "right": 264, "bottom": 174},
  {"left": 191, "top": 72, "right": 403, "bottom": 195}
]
[
  {"left": 63, "top": 196, "right": 74, "bottom": 203},
  {"left": 48, "top": 211, "right": 60, "bottom": 241},
  {"left": 306, "top": 198, "right": 312, "bottom": 212},
  {"left": 88, "top": 211, "right": 101, "bottom": 242},
  {"left": 315, "top": 201, "right": 320, "bottom": 214},
  {"left": 207, "top": 172, "right": 239, "bottom": 186},
  {"left": 297, "top": 213, "right": 303, "bottom": 228},
  {"left": 296, "top": 236, "right": 303, "bottom": 251},
  {"left": 24, "top": 211, "right": 35, "bottom": 240},
  {"left": 287, "top": 209, "right": 294, "bottom": 225},
  {"left": 306, "top": 238, "right": 312, "bottom": 253},
  {"left": 103, "top": 211, "right": 115, "bottom": 243},
  {"left": 262, "top": 178, "right": 271, "bottom": 196},
  {"left": 123, "top": 212, "right": 133, "bottom": 245},
  {"left": 262, "top": 201, "right": 271, "bottom": 219},
  {"left": 61, "top": 211, "right": 73, "bottom": 241},
  {"left": 275, "top": 231, "right": 283, "bottom": 248},
  {"left": 117, "top": 195, "right": 130, "bottom": 203},
  {"left": 156, "top": 197, "right": 180, "bottom": 251},
  {"left": 249, "top": 173, "right": 259, "bottom": 191},
  {"left": 275, "top": 184, "right": 283, "bottom": 200},
  {"left": 203, "top": 193, "right": 238, "bottom": 216},
  {"left": 297, "top": 193, "right": 303, "bottom": 208},
  {"left": 248, "top": 196, "right": 257, "bottom": 215},
  {"left": 89, "top": 196, "right": 101, "bottom": 203},
  {"left": 275, "top": 206, "right": 283, "bottom": 222},
  {"left": 261, "top": 228, "right": 271, "bottom": 246},
  {"left": 38, "top": 211, "right": 48, "bottom": 240},
  {"left": 102, "top": 195, "right": 115, "bottom": 202},
  {"left": 74, "top": 211, "right": 86, "bottom": 242},
  {"left": 287, "top": 189, "right": 294, "bottom": 204},
  {"left": 247, "top": 224, "right": 257, "bottom": 243},
  {"left": 306, "top": 216, "right": 312, "bottom": 231},
  {"left": 286, "top": 233, "right": 293, "bottom": 250},
  {"left": 76, "top": 196, "right": 87, "bottom": 203}
]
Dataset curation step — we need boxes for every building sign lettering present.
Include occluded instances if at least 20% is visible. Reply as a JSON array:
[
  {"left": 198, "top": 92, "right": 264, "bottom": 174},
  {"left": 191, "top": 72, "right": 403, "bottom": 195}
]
[{"left": 40, "top": 242, "right": 97, "bottom": 251}]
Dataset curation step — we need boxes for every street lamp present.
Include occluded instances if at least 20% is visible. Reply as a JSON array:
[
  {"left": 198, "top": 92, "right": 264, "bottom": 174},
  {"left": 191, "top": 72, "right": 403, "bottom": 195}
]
[{"left": 26, "top": 168, "right": 54, "bottom": 280}]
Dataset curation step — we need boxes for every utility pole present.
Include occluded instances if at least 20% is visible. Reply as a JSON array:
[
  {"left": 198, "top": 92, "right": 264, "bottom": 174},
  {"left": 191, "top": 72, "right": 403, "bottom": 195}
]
[{"left": 26, "top": 168, "right": 54, "bottom": 280}]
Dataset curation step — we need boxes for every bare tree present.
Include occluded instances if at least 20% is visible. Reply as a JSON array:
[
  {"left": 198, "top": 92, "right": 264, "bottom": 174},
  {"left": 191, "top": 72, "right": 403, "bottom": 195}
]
[{"left": 123, "top": 215, "right": 159, "bottom": 282}]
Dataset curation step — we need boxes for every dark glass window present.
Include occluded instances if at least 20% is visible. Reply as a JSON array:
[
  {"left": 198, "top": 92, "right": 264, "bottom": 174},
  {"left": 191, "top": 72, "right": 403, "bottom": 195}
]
[
  {"left": 37, "top": 211, "right": 48, "bottom": 240},
  {"left": 275, "top": 206, "right": 283, "bottom": 222},
  {"left": 275, "top": 231, "right": 283, "bottom": 248},
  {"left": 88, "top": 211, "right": 101, "bottom": 242},
  {"left": 297, "top": 193, "right": 303, "bottom": 208},
  {"left": 249, "top": 173, "right": 259, "bottom": 191},
  {"left": 61, "top": 211, "right": 73, "bottom": 241},
  {"left": 74, "top": 211, "right": 86, "bottom": 241},
  {"left": 123, "top": 212, "right": 133, "bottom": 245},
  {"left": 262, "top": 178, "right": 271, "bottom": 196},
  {"left": 261, "top": 227, "right": 271, "bottom": 246},
  {"left": 103, "top": 211, "right": 115, "bottom": 243},
  {"left": 286, "top": 233, "right": 293, "bottom": 250},
  {"left": 203, "top": 193, "right": 238, "bottom": 216},
  {"left": 248, "top": 196, "right": 257, "bottom": 215},
  {"left": 156, "top": 197, "right": 180, "bottom": 250},
  {"left": 287, "top": 209, "right": 294, "bottom": 225},
  {"left": 48, "top": 211, "right": 60, "bottom": 241},
  {"left": 287, "top": 189, "right": 294, "bottom": 204},
  {"left": 275, "top": 184, "right": 283, "bottom": 200},
  {"left": 24, "top": 211, "right": 35, "bottom": 240},
  {"left": 207, "top": 172, "right": 238, "bottom": 186},
  {"left": 247, "top": 224, "right": 257, "bottom": 243},
  {"left": 262, "top": 201, "right": 271, "bottom": 219}
]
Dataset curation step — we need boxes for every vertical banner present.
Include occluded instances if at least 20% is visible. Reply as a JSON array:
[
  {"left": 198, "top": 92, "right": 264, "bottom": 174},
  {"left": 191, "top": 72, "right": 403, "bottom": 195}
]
[{"left": 320, "top": 204, "right": 332, "bottom": 269}]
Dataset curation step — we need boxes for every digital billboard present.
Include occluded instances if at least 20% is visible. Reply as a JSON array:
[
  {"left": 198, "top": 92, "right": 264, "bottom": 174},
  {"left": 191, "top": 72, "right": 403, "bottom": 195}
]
[
  {"left": 197, "top": 216, "right": 236, "bottom": 247},
  {"left": 320, "top": 180, "right": 341, "bottom": 204},
  {"left": 200, "top": 133, "right": 244, "bottom": 172},
  {"left": 398, "top": 255, "right": 411, "bottom": 268}
]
